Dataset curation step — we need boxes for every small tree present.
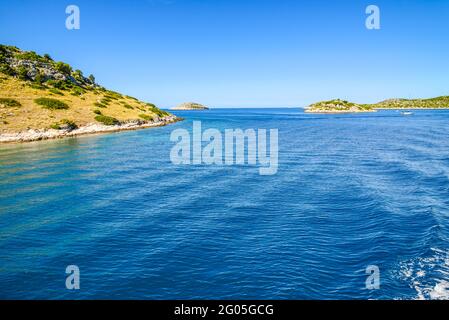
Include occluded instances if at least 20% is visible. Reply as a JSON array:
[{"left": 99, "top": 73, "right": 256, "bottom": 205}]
[
  {"left": 55, "top": 62, "right": 72, "bottom": 75},
  {"left": 17, "top": 66, "right": 29, "bottom": 80},
  {"left": 44, "top": 54, "right": 53, "bottom": 61},
  {"left": 73, "top": 69, "right": 83, "bottom": 80},
  {"left": 34, "top": 72, "right": 44, "bottom": 84},
  {"left": 0, "top": 64, "right": 15, "bottom": 76},
  {"left": 88, "top": 74, "right": 95, "bottom": 84}
]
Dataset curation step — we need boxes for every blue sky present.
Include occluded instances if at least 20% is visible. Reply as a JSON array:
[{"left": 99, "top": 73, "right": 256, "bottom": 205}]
[{"left": 1, "top": 0, "right": 448, "bottom": 108}]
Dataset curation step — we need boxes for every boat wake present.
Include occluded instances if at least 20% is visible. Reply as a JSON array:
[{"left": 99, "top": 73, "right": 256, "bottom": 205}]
[{"left": 397, "top": 248, "right": 449, "bottom": 300}]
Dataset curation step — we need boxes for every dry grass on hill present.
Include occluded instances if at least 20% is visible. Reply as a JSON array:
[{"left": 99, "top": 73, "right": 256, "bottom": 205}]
[{"left": 0, "top": 75, "right": 165, "bottom": 133}]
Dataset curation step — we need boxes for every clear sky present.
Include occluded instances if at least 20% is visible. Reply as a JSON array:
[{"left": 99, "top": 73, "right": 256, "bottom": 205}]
[{"left": 1, "top": 0, "right": 448, "bottom": 108}]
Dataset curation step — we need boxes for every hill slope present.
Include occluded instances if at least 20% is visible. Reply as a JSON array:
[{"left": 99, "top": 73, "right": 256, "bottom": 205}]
[
  {"left": 306, "top": 96, "right": 449, "bottom": 113},
  {"left": 0, "top": 45, "right": 177, "bottom": 142},
  {"left": 375, "top": 97, "right": 449, "bottom": 109},
  {"left": 305, "top": 99, "right": 375, "bottom": 113}
]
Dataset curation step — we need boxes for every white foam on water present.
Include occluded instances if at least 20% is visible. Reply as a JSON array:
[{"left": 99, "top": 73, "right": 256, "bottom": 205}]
[
  {"left": 429, "top": 280, "right": 449, "bottom": 300},
  {"left": 398, "top": 248, "right": 449, "bottom": 300}
]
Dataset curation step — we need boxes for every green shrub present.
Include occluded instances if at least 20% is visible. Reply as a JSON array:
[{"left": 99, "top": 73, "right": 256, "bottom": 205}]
[
  {"left": 125, "top": 95, "right": 138, "bottom": 101},
  {"left": 50, "top": 119, "right": 78, "bottom": 130},
  {"left": 29, "top": 83, "right": 46, "bottom": 90},
  {"left": 60, "top": 119, "right": 78, "bottom": 130},
  {"left": 104, "top": 95, "right": 116, "bottom": 101},
  {"left": 0, "top": 45, "right": 19, "bottom": 54},
  {"left": 0, "top": 64, "right": 15, "bottom": 76},
  {"left": 16, "top": 66, "right": 29, "bottom": 80},
  {"left": 123, "top": 103, "right": 134, "bottom": 109},
  {"left": 104, "top": 91, "right": 123, "bottom": 100},
  {"left": 0, "top": 98, "right": 21, "bottom": 107},
  {"left": 139, "top": 114, "right": 153, "bottom": 121},
  {"left": 100, "top": 98, "right": 111, "bottom": 105},
  {"left": 49, "top": 88, "right": 64, "bottom": 96},
  {"left": 34, "top": 72, "right": 45, "bottom": 84},
  {"left": 88, "top": 74, "right": 95, "bottom": 84},
  {"left": 34, "top": 97, "right": 69, "bottom": 110},
  {"left": 71, "top": 87, "right": 85, "bottom": 96},
  {"left": 44, "top": 53, "right": 53, "bottom": 61},
  {"left": 74, "top": 69, "right": 83, "bottom": 77},
  {"left": 150, "top": 107, "right": 169, "bottom": 117},
  {"left": 95, "top": 115, "right": 119, "bottom": 126},
  {"left": 93, "top": 109, "right": 102, "bottom": 115},
  {"left": 47, "top": 79, "right": 73, "bottom": 90},
  {"left": 55, "top": 62, "right": 72, "bottom": 75},
  {"left": 17, "top": 51, "right": 43, "bottom": 62},
  {"left": 94, "top": 102, "right": 107, "bottom": 108},
  {"left": 47, "top": 80, "right": 61, "bottom": 88}
]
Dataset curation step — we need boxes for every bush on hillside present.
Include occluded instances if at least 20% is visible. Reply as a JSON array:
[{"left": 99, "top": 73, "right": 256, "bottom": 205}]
[
  {"left": 34, "top": 72, "right": 45, "bottom": 84},
  {"left": 47, "top": 79, "right": 73, "bottom": 90},
  {"left": 34, "top": 97, "right": 69, "bottom": 110},
  {"left": 95, "top": 115, "right": 119, "bottom": 126},
  {"left": 59, "top": 119, "right": 78, "bottom": 130},
  {"left": 49, "top": 88, "right": 64, "bottom": 96},
  {"left": 0, "top": 98, "right": 21, "bottom": 107},
  {"left": 16, "top": 66, "right": 29, "bottom": 80},
  {"left": 17, "top": 51, "right": 44, "bottom": 62},
  {"left": 51, "top": 119, "right": 78, "bottom": 130},
  {"left": 150, "top": 106, "right": 169, "bottom": 117},
  {"left": 71, "top": 87, "right": 86, "bottom": 96},
  {"left": 139, "top": 114, "right": 153, "bottom": 121},
  {"left": 55, "top": 62, "right": 72, "bottom": 75},
  {"left": 0, "top": 64, "right": 15, "bottom": 76},
  {"left": 94, "top": 102, "right": 107, "bottom": 108}
]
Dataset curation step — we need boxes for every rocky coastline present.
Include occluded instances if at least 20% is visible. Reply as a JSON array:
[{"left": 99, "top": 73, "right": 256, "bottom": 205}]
[{"left": 0, "top": 115, "right": 179, "bottom": 144}]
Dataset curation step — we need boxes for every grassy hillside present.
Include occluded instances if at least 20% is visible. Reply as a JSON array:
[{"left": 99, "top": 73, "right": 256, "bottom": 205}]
[
  {"left": 0, "top": 44, "right": 170, "bottom": 133},
  {"left": 306, "top": 96, "right": 449, "bottom": 113},
  {"left": 305, "top": 99, "right": 375, "bottom": 113},
  {"left": 375, "top": 96, "right": 449, "bottom": 109}
]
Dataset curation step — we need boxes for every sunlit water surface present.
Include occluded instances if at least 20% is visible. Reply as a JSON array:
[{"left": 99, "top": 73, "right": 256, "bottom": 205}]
[{"left": 0, "top": 109, "right": 448, "bottom": 299}]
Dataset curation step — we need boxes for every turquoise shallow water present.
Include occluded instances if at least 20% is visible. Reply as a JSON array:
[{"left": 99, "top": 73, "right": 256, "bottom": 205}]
[{"left": 0, "top": 108, "right": 448, "bottom": 299}]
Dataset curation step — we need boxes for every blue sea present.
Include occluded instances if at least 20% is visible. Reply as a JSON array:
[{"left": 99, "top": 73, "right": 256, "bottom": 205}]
[{"left": 0, "top": 108, "right": 448, "bottom": 300}]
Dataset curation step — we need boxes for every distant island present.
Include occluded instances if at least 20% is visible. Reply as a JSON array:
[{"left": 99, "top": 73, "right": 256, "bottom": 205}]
[
  {"left": 0, "top": 44, "right": 179, "bottom": 143},
  {"left": 306, "top": 97, "right": 449, "bottom": 113},
  {"left": 172, "top": 102, "right": 209, "bottom": 110}
]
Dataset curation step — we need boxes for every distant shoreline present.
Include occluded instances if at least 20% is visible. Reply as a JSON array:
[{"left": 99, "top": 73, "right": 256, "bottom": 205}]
[
  {"left": 375, "top": 107, "right": 449, "bottom": 110},
  {"left": 171, "top": 102, "right": 209, "bottom": 111},
  {"left": 306, "top": 107, "right": 449, "bottom": 114},
  {"left": 305, "top": 97, "right": 449, "bottom": 113},
  {"left": 0, "top": 115, "right": 180, "bottom": 144}
]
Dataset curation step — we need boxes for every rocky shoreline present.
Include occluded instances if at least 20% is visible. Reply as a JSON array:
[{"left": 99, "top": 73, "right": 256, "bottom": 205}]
[{"left": 0, "top": 115, "right": 180, "bottom": 144}]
